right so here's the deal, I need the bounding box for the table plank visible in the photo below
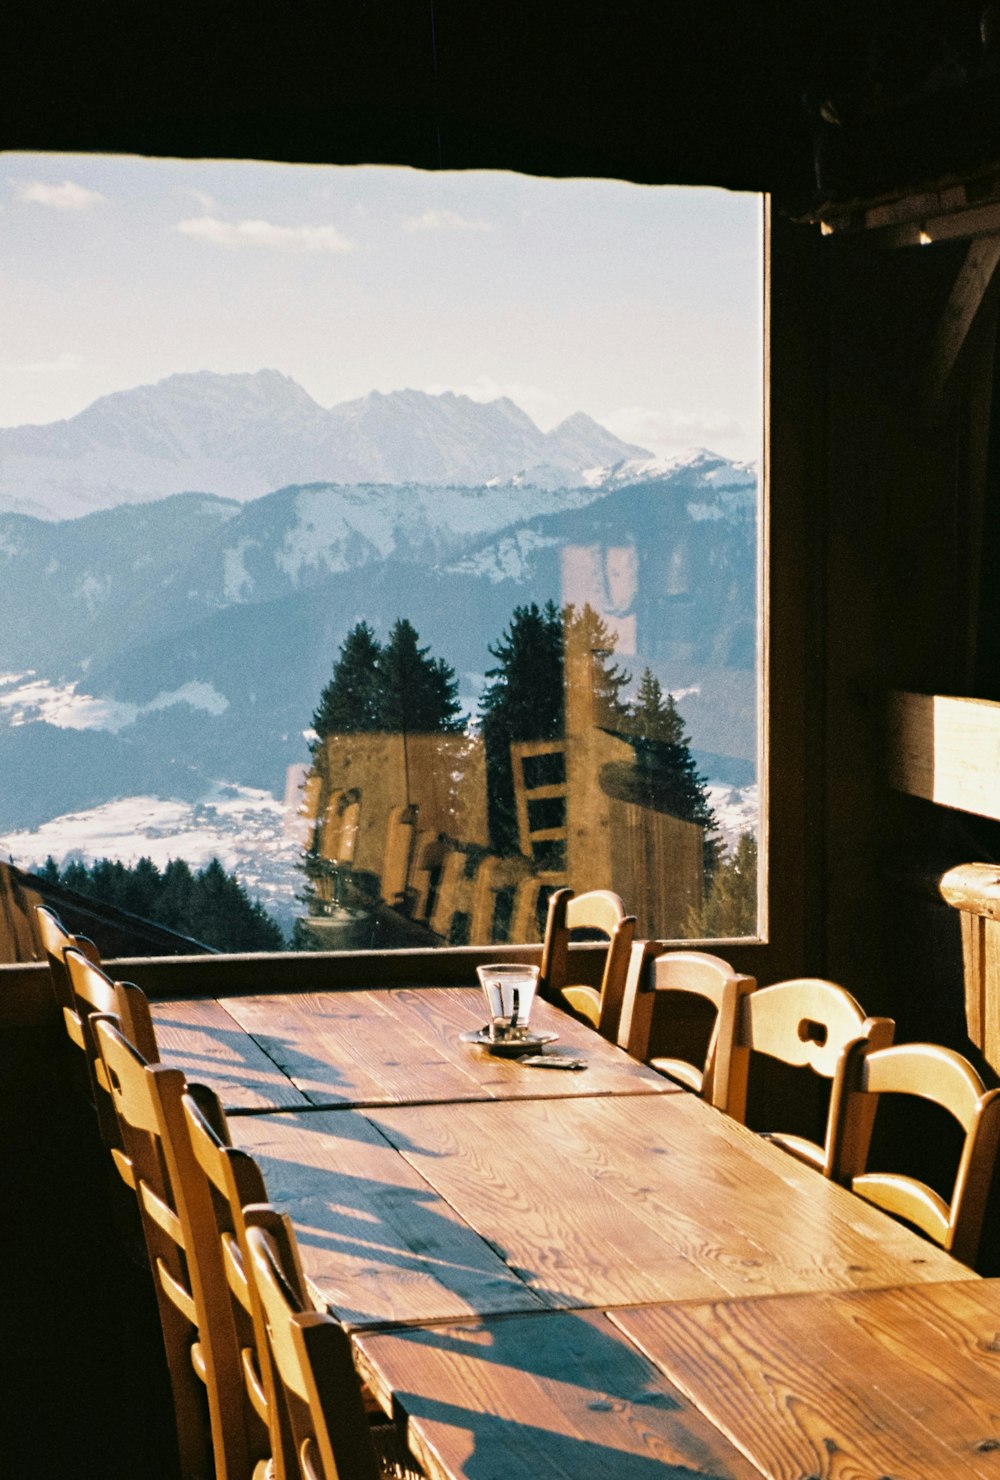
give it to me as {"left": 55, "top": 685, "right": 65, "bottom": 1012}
{"left": 610, "top": 1279, "right": 1000, "bottom": 1478}
{"left": 228, "top": 1109, "right": 544, "bottom": 1329}
{"left": 151, "top": 996, "right": 308, "bottom": 1111}
{"left": 218, "top": 986, "right": 673, "bottom": 1106}
{"left": 353, "top": 1310, "right": 761, "bottom": 1480}
{"left": 369, "top": 1093, "right": 977, "bottom": 1309}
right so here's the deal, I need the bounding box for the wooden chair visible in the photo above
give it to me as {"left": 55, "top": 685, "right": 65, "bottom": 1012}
{"left": 35, "top": 903, "right": 103, "bottom": 1042}
{"left": 181, "top": 1083, "right": 289, "bottom": 1478}
{"left": 61, "top": 947, "right": 159, "bottom": 1217}
{"left": 830, "top": 1040, "right": 1000, "bottom": 1265}
{"left": 245, "top": 1207, "right": 416, "bottom": 1480}
{"left": 619, "top": 946, "right": 756, "bottom": 1100}
{"left": 721, "top": 978, "right": 895, "bottom": 1177}
{"left": 538, "top": 887, "right": 637, "bottom": 1041}
{"left": 94, "top": 1014, "right": 253, "bottom": 1480}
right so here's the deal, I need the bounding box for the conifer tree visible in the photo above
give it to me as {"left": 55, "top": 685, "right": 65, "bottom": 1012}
{"left": 44, "top": 854, "right": 284, "bottom": 951}
{"left": 479, "top": 601, "right": 564, "bottom": 854}
{"left": 687, "top": 830, "right": 757, "bottom": 938}
{"left": 562, "top": 603, "right": 632, "bottom": 731}
{"left": 624, "top": 668, "right": 721, "bottom": 875}
{"left": 374, "top": 618, "right": 465, "bottom": 733}
{"left": 312, "top": 620, "right": 383, "bottom": 738}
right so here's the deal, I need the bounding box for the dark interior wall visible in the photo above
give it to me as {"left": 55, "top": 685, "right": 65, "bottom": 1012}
{"left": 799, "top": 224, "right": 1000, "bottom": 1060}
{"left": 1, "top": 2, "right": 819, "bottom": 196}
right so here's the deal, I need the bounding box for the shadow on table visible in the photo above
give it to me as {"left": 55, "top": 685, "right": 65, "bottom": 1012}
{"left": 364, "top": 1311, "right": 739, "bottom": 1480}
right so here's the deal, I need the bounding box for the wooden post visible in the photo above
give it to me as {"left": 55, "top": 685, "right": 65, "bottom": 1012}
{"left": 940, "top": 863, "right": 1000, "bottom": 1067}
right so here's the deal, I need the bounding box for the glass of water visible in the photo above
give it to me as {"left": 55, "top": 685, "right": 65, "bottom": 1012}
{"left": 476, "top": 963, "right": 540, "bottom": 1040}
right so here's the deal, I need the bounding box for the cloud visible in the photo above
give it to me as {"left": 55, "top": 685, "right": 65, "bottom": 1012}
{"left": 0, "top": 352, "right": 83, "bottom": 375}
{"left": 403, "top": 208, "right": 493, "bottom": 233}
{"left": 14, "top": 179, "right": 107, "bottom": 210}
{"left": 602, "top": 405, "right": 756, "bottom": 459}
{"left": 175, "top": 215, "right": 356, "bottom": 252}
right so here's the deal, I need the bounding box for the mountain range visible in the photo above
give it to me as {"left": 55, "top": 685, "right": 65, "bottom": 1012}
{"left": 0, "top": 370, "right": 651, "bottom": 520}
{"left": 0, "top": 375, "right": 757, "bottom": 844}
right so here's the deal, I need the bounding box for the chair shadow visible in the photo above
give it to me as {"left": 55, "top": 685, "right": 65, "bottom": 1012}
{"left": 370, "top": 1313, "right": 739, "bottom": 1480}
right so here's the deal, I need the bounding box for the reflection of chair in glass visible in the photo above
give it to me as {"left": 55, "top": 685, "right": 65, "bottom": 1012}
{"left": 468, "top": 855, "right": 531, "bottom": 943}
{"left": 621, "top": 948, "right": 755, "bottom": 1101}
{"left": 427, "top": 848, "right": 467, "bottom": 941}
{"left": 539, "top": 888, "right": 636, "bottom": 1039}
{"left": 508, "top": 876, "right": 548, "bottom": 944}
{"left": 95, "top": 1015, "right": 252, "bottom": 1480}
{"left": 722, "top": 979, "right": 895, "bottom": 1177}
{"left": 245, "top": 1208, "right": 418, "bottom": 1480}
{"left": 316, "top": 789, "right": 361, "bottom": 910}
{"left": 831, "top": 1040, "right": 1000, "bottom": 1265}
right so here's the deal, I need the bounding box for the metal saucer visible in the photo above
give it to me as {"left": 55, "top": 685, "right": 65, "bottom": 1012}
{"left": 459, "top": 1026, "right": 558, "bottom": 1057}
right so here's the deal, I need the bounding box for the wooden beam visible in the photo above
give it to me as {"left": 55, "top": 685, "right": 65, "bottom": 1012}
{"left": 885, "top": 690, "right": 1000, "bottom": 820}
{"left": 923, "top": 236, "right": 1000, "bottom": 413}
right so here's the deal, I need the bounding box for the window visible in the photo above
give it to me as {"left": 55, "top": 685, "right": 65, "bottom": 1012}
{"left": 0, "top": 156, "right": 763, "bottom": 952}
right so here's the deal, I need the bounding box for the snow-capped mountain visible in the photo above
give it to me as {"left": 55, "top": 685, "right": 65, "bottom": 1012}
{"left": 0, "top": 453, "right": 757, "bottom": 834}
{"left": 0, "top": 372, "right": 651, "bottom": 519}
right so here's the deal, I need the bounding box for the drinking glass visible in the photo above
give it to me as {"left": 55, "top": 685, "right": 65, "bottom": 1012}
{"left": 476, "top": 963, "right": 540, "bottom": 1040}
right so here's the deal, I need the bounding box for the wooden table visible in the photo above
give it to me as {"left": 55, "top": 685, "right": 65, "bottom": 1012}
{"left": 609, "top": 1278, "right": 1000, "bottom": 1477}
{"left": 153, "top": 985, "right": 670, "bottom": 1111}
{"left": 233, "top": 1088, "right": 964, "bottom": 1328}
{"left": 172, "top": 982, "right": 982, "bottom": 1480}
{"left": 227, "top": 1088, "right": 978, "bottom": 1479}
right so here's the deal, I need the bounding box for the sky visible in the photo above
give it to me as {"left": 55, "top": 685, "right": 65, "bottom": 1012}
{"left": 0, "top": 153, "right": 763, "bottom": 461}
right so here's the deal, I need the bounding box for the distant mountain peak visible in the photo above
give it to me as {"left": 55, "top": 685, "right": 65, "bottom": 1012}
{"left": 0, "top": 371, "right": 655, "bottom": 519}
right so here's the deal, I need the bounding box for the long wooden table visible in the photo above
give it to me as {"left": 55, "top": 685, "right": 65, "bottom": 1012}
{"left": 152, "top": 985, "right": 670, "bottom": 1111}
{"left": 157, "top": 981, "right": 988, "bottom": 1479}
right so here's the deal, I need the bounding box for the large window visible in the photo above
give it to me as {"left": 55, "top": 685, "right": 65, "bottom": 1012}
{"left": 0, "top": 156, "right": 762, "bottom": 951}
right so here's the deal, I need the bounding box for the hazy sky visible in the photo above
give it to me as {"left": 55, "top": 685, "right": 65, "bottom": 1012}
{"left": 0, "top": 153, "right": 762, "bottom": 461}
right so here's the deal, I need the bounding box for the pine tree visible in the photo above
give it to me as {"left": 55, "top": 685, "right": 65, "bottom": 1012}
{"left": 624, "top": 669, "right": 721, "bottom": 875}
{"left": 47, "top": 853, "right": 285, "bottom": 951}
{"left": 562, "top": 602, "right": 632, "bottom": 731}
{"left": 374, "top": 618, "right": 465, "bottom": 733}
{"left": 479, "top": 601, "right": 564, "bottom": 854}
{"left": 312, "top": 621, "right": 383, "bottom": 738}
{"left": 686, "top": 830, "right": 757, "bottom": 938}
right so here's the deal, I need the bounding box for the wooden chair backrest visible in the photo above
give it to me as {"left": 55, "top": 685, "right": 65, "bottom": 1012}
{"left": 181, "top": 1084, "right": 281, "bottom": 1476}
{"left": 621, "top": 948, "right": 756, "bottom": 1101}
{"left": 539, "top": 888, "right": 637, "bottom": 1040}
{"left": 508, "top": 876, "right": 546, "bottom": 944}
{"left": 724, "top": 977, "right": 895, "bottom": 1176}
{"left": 245, "top": 1209, "right": 381, "bottom": 1480}
{"left": 831, "top": 1040, "right": 1000, "bottom": 1265}
{"left": 380, "top": 804, "right": 416, "bottom": 909}
{"left": 93, "top": 1015, "right": 251, "bottom": 1480}
{"left": 35, "top": 903, "right": 102, "bottom": 1023}
{"left": 428, "top": 848, "right": 468, "bottom": 940}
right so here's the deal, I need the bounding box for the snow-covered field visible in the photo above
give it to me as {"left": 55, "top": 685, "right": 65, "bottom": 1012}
{"left": 0, "top": 784, "right": 307, "bottom": 936}
{"left": 706, "top": 782, "right": 759, "bottom": 853}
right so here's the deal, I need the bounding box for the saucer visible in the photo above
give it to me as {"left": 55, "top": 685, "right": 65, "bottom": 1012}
{"left": 459, "top": 1026, "right": 558, "bottom": 1057}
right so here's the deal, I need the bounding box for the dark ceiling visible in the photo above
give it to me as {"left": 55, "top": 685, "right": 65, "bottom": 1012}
{"left": 3, "top": 2, "right": 998, "bottom": 210}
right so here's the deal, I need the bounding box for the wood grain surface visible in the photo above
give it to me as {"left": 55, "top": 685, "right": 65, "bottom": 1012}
{"left": 151, "top": 996, "right": 308, "bottom": 1110}
{"left": 610, "top": 1278, "right": 1000, "bottom": 1478}
{"left": 217, "top": 986, "right": 672, "bottom": 1106}
{"left": 353, "top": 1309, "right": 760, "bottom": 1480}
{"left": 227, "top": 1109, "right": 544, "bottom": 1328}
{"left": 369, "top": 1093, "right": 977, "bottom": 1309}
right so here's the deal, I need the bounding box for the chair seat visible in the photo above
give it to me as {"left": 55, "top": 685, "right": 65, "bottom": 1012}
{"left": 647, "top": 1056, "right": 705, "bottom": 1093}
{"left": 759, "top": 1130, "right": 826, "bottom": 1172}
{"left": 560, "top": 983, "right": 602, "bottom": 1026}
